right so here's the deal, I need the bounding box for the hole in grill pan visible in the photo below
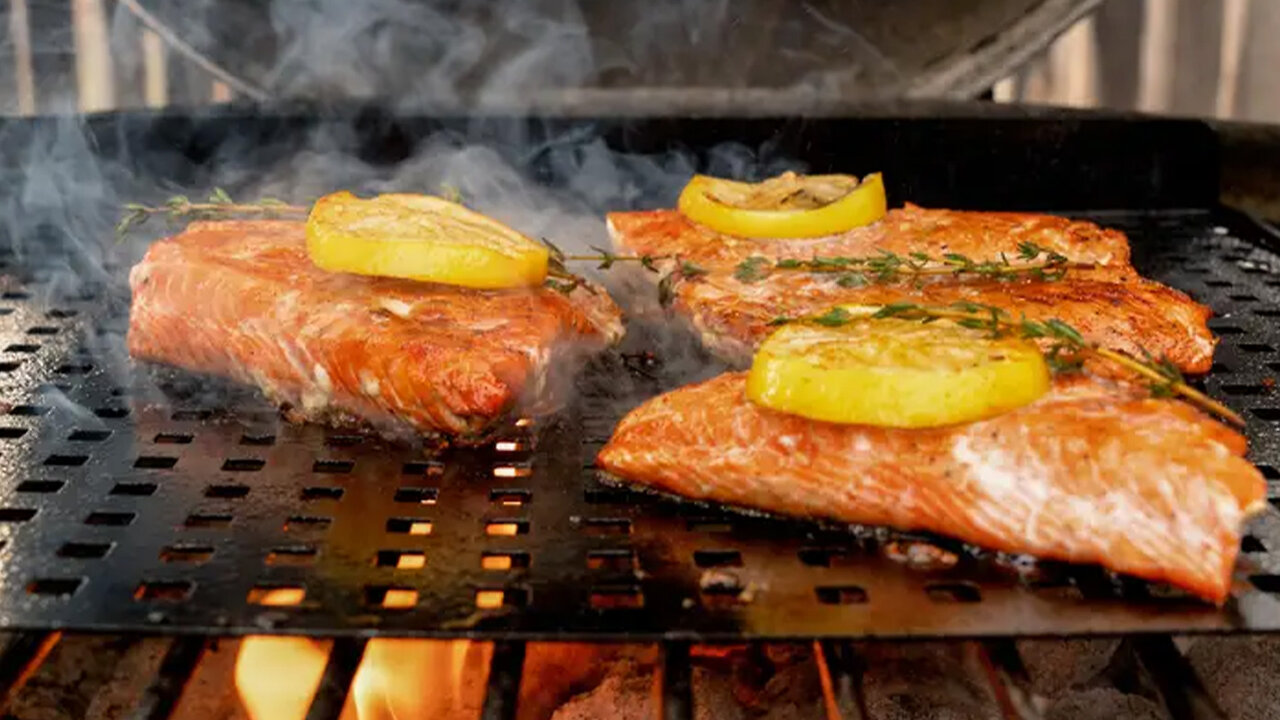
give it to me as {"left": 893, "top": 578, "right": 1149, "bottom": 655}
{"left": 482, "top": 552, "right": 530, "bottom": 570}
{"left": 56, "top": 363, "right": 92, "bottom": 375}
{"left": 700, "top": 572, "right": 746, "bottom": 606}
{"left": 686, "top": 519, "right": 734, "bottom": 533}
{"left": 375, "top": 550, "right": 425, "bottom": 569}
{"left": 1205, "top": 280, "right": 1233, "bottom": 287}
{"left": 25, "top": 326, "right": 57, "bottom": 336}
{"left": 487, "top": 519, "right": 528, "bottom": 536}
{"left": 154, "top": 432, "right": 192, "bottom": 444}
{"left": 205, "top": 485, "right": 249, "bottom": 499}
{"left": 1251, "top": 408, "right": 1280, "bottom": 421}
{"left": 815, "top": 585, "right": 869, "bottom": 604}
{"left": 111, "top": 482, "right": 157, "bottom": 497}
{"left": 925, "top": 582, "right": 982, "bottom": 603}
{"left": 1212, "top": 326, "right": 1245, "bottom": 335}
{"left": 183, "top": 513, "right": 232, "bottom": 529}
{"left": 134, "top": 455, "right": 177, "bottom": 469}
{"left": 490, "top": 489, "right": 531, "bottom": 506}
{"left": 1258, "top": 464, "right": 1280, "bottom": 480}
{"left": 47, "top": 309, "right": 77, "bottom": 318}
{"left": 1239, "top": 343, "right": 1275, "bottom": 353}
{"left": 160, "top": 545, "right": 213, "bottom": 563}
{"left": 402, "top": 461, "right": 444, "bottom": 476}
{"left": 386, "top": 518, "right": 432, "bottom": 535}
{"left": 301, "top": 487, "right": 344, "bottom": 501}
{"left": 17, "top": 480, "right": 62, "bottom": 493}
{"left": 1221, "top": 384, "right": 1270, "bottom": 396}
{"left": 69, "top": 429, "right": 110, "bottom": 442}
{"left": 94, "top": 407, "right": 129, "bottom": 419}
{"left": 0, "top": 508, "right": 37, "bottom": 522}
{"left": 1256, "top": 309, "right": 1280, "bottom": 317}
{"left": 267, "top": 546, "right": 317, "bottom": 566}
{"left": 9, "top": 405, "right": 48, "bottom": 416}
{"left": 1251, "top": 575, "right": 1280, "bottom": 593}
{"left": 5, "top": 344, "right": 39, "bottom": 353}
{"left": 587, "top": 549, "right": 635, "bottom": 572}
{"left": 135, "top": 580, "right": 193, "bottom": 602}
{"left": 44, "top": 454, "right": 87, "bottom": 467}
{"left": 580, "top": 518, "right": 630, "bottom": 535}
{"left": 171, "top": 410, "right": 212, "bottom": 421}
{"left": 694, "top": 550, "right": 743, "bottom": 568}
{"left": 58, "top": 542, "right": 112, "bottom": 559}
{"left": 313, "top": 460, "right": 353, "bottom": 474}
{"left": 239, "top": 433, "right": 275, "bottom": 446}
{"left": 221, "top": 458, "right": 264, "bottom": 472}
{"left": 0, "top": 362, "right": 19, "bottom": 372}
{"left": 324, "top": 434, "right": 363, "bottom": 447}
{"left": 1231, "top": 294, "right": 1259, "bottom": 302}
{"left": 591, "top": 586, "right": 644, "bottom": 610}
{"left": 86, "top": 511, "right": 133, "bottom": 526}
{"left": 798, "top": 548, "right": 857, "bottom": 567}
{"left": 28, "top": 578, "right": 82, "bottom": 597}
{"left": 248, "top": 585, "right": 305, "bottom": 606}
{"left": 1, "top": 291, "right": 28, "bottom": 300}
{"left": 366, "top": 586, "right": 418, "bottom": 609}
{"left": 394, "top": 487, "right": 438, "bottom": 504}
{"left": 0, "top": 427, "right": 27, "bottom": 439}
{"left": 475, "top": 587, "right": 527, "bottom": 609}
{"left": 285, "top": 516, "right": 331, "bottom": 532}
{"left": 1243, "top": 535, "right": 1268, "bottom": 553}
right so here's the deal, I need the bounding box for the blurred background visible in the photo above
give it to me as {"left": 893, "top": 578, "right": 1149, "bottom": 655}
{"left": 0, "top": 0, "right": 1277, "bottom": 121}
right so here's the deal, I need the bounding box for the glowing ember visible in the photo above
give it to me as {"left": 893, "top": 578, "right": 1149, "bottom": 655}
{"left": 235, "top": 637, "right": 328, "bottom": 720}
{"left": 492, "top": 465, "right": 531, "bottom": 478}
{"left": 409, "top": 521, "right": 433, "bottom": 535}
{"left": 381, "top": 588, "right": 418, "bottom": 608}
{"left": 486, "top": 522, "right": 520, "bottom": 537}
{"left": 396, "top": 553, "right": 426, "bottom": 570}
{"left": 495, "top": 440, "right": 525, "bottom": 452}
{"left": 514, "top": 417, "right": 534, "bottom": 427}
{"left": 476, "top": 590, "right": 505, "bottom": 609}
{"left": 248, "top": 586, "right": 305, "bottom": 606}
{"left": 482, "top": 554, "right": 513, "bottom": 570}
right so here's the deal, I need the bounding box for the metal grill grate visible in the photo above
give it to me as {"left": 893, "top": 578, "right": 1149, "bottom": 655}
{"left": 0, "top": 209, "right": 1274, "bottom": 640}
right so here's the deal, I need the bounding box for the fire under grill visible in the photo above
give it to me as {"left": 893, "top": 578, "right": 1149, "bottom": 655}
{"left": 0, "top": 109, "right": 1277, "bottom": 719}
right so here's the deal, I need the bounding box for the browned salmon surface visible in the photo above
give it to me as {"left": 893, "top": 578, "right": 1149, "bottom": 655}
{"left": 607, "top": 205, "right": 1133, "bottom": 272}
{"left": 129, "top": 221, "right": 623, "bottom": 438}
{"left": 607, "top": 206, "right": 1214, "bottom": 372}
{"left": 598, "top": 373, "right": 1265, "bottom": 603}
{"left": 673, "top": 271, "right": 1216, "bottom": 372}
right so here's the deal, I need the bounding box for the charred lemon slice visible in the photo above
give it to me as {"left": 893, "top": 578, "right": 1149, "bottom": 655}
{"left": 677, "top": 171, "right": 886, "bottom": 239}
{"left": 746, "top": 314, "right": 1050, "bottom": 428}
{"left": 306, "top": 191, "right": 549, "bottom": 289}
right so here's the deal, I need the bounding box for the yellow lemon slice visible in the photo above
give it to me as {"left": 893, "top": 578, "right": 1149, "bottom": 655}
{"left": 306, "top": 191, "right": 549, "bottom": 289}
{"left": 677, "top": 171, "right": 886, "bottom": 239}
{"left": 746, "top": 314, "right": 1051, "bottom": 428}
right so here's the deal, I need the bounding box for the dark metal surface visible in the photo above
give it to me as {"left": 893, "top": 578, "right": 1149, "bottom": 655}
{"left": 0, "top": 631, "right": 59, "bottom": 710}
{"left": 480, "top": 641, "right": 526, "bottom": 720}
{"left": 126, "top": 636, "right": 206, "bottom": 720}
{"left": 303, "top": 638, "right": 366, "bottom": 720}
{"left": 658, "top": 641, "right": 692, "bottom": 720}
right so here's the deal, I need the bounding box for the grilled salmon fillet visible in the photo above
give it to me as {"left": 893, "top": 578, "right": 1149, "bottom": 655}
{"left": 607, "top": 205, "right": 1132, "bottom": 273}
{"left": 598, "top": 373, "right": 1265, "bottom": 603}
{"left": 129, "top": 221, "right": 623, "bottom": 438}
{"left": 673, "top": 272, "right": 1215, "bottom": 372}
{"left": 607, "top": 207, "right": 1214, "bottom": 372}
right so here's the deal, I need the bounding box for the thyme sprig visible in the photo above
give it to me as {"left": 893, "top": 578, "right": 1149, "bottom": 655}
{"left": 541, "top": 242, "right": 706, "bottom": 304}
{"left": 115, "top": 188, "right": 306, "bottom": 240}
{"left": 769, "top": 302, "right": 1243, "bottom": 426}
{"left": 734, "top": 242, "right": 1087, "bottom": 286}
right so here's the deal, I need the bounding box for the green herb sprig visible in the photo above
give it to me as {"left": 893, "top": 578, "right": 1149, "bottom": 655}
{"left": 115, "top": 188, "right": 306, "bottom": 240}
{"left": 734, "top": 242, "right": 1087, "bottom": 286}
{"left": 769, "top": 302, "right": 1242, "bottom": 426}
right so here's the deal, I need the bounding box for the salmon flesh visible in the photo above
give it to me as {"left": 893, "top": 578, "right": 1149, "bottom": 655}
{"left": 128, "top": 221, "right": 623, "bottom": 438}
{"left": 598, "top": 373, "right": 1265, "bottom": 603}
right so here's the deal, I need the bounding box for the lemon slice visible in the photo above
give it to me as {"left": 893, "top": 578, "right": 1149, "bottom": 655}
{"left": 677, "top": 172, "right": 886, "bottom": 239}
{"left": 306, "top": 191, "right": 549, "bottom": 289}
{"left": 746, "top": 315, "right": 1051, "bottom": 428}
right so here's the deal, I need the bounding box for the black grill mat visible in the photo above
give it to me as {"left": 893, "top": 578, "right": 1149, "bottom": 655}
{"left": 0, "top": 208, "right": 1273, "bottom": 639}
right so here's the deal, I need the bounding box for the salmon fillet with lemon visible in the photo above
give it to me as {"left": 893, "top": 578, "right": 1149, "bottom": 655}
{"left": 597, "top": 371, "right": 1265, "bottom": 602}
{"left": 129, "top": 220, "right": 623, "bottom": 438}
{"left": 607, "top": 206, "right": 1215, "bottom": 372}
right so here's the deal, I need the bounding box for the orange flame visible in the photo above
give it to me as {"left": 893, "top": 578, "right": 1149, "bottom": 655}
{"left": 235, "top": 637, "right": 493, "bottom": 720}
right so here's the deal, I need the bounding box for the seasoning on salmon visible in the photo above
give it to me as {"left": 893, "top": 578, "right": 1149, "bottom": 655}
{"left": 128, "top": 220, "right": 623, "bottom": 439}
{"left": 606, "top": 206, "right": 1215, "bottom": 372}
{"left": 597, "top": 372, "right": 1265, "bottom": 603}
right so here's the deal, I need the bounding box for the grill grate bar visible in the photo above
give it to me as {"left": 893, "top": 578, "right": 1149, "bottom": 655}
{"left": 125, "top": 636, "right": 206, "bottom": 720}
{"left": 976, "top": 639, "right": 1045, "bottom": 720}
{"left": 303, "top": 638, "right": 367, "bottom": 720}
{"left": 815, "top": 640, "right": 868, "bottom": 720}
{"left": 0, "top": 631, "right": 60, "bottom": 712}
{"left": 1131, "top": 636, "right": 1228, "bottom": 720}
{"left": 480, "top": 640, "right": 527, "bottom": 720}
{"left": 658, "top": 641, "right": 693, "bottom": 720}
